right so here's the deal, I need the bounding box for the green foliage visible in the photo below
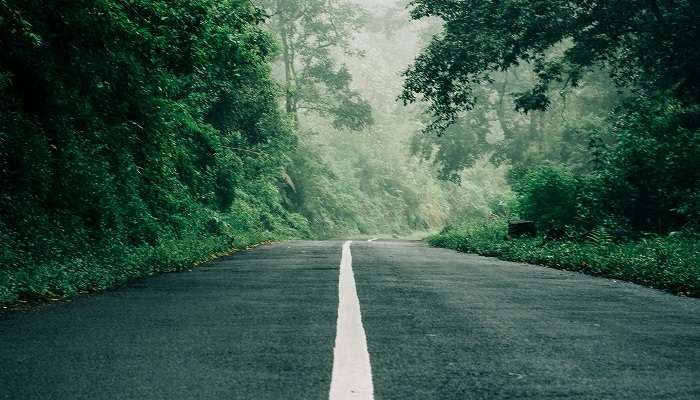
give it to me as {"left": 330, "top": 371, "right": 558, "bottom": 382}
{"left": 263, "top": 0, "right": 373, "bottom": 130}
{"left": 598, "top": 96, "right": 700, "bottom": 232}
{"left": 511, "top": 164, "right": 606, "bottom": 236}
{"left": 430, "top": 220, "right": 700, "bottom": 297}
{"left": 407, "top": 62, "right": 623, "bottom": 180}
{"left": 511, "top": 96, "right": 700, "bottom": 236}
{"left": 410, "top": 101, "right": 491, "bottom": 182}
{"left": 283, "top": 113, "right": 512, "bottom": 239}
{"left": 285, "top": 129, "right": 466, "bottom": 239}
{"left": 270, "top": 2, "right": 513, "bottom": 240}
{"left": 401, "top": 0, "right": 700, "bottom": 131}
{"left": 512, "top": 165, "right": 582, "bottom": 235}
{"left": 0, "top": 1, "right": 307, "bottom": 304}
{"left": 413, "top": 0, "right": 700, "bottom": 298}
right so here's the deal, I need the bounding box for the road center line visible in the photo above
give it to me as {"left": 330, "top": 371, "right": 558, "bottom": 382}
{"left": 329, "top": 241, "right": 375, "bottom": 400}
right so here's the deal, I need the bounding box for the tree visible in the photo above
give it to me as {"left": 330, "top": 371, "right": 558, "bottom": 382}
{"left": 262, "top": 0, "right": 373, "bottom": 130}
{"left": 0, "top": 0, "right": 310, "bottom": 302}
{"left": 409, "top": 61, "right": 622, "bottom": 179}
{"left": 401, "top": 0, "right": 700, "bottom": 133}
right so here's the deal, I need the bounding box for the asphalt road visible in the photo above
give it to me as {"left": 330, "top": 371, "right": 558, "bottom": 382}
{"left": 1, "top": 240, "right": 699, "bottom": 399}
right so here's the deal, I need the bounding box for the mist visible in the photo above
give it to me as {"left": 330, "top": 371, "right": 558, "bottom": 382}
{"left": 1, "top": 1, "right": 698, "bottom": 397}
{"left": 265, "top": 0, "right": 622, "bottom": 239}
{"left": 1, "top": 0, "right": 698, "bottom": 304}
{"left": 266, "top": 0, "right": 512, "bottom": 239}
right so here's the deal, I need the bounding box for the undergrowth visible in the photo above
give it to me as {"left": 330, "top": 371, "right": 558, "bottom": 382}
{"left": 0, "top": 225, "right": 303, "bottom": 305}
{"left": 429, "top": 220, "right": 700, "bottom": 297}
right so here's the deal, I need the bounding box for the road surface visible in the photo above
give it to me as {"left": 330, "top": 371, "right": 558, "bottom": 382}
{"left": 1, "top": 240, "right": 699, "bottom": 399}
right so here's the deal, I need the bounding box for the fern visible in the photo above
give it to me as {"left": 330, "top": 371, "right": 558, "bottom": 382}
{"left": 588, "top": 228, "right": 614, "bottom": 246}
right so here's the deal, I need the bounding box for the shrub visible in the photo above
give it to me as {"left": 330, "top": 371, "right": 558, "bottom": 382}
{"left": 599, "top": 97, "right": 700, "bottom": 232}
{"left": 430, "top": 220, "right": 700, "bottom": 297}
{"left": 511, "top": 165, "right": 603, "bottom": 236}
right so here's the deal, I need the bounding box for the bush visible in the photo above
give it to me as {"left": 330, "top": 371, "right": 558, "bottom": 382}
{"left": 508, "top": 96, "right": 700, "bottom": 237}
{"left": 430, "top": 220, "right": 700, "bottom": 297}
{"left": 599, "top": 96, "right": 700, "bottom": 232}
{"left": 511, "top": 165, "right": 603, "bottom": 236}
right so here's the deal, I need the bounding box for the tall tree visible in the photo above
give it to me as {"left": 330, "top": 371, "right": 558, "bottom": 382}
{"left": 262, "top": 0, "right": 373, "bottom": 130}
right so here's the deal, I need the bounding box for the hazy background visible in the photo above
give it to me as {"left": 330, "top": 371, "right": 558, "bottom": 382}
{"left": 275, "top": 0, "right": 511, "bottom": 239}
{"left": 272, "top": 0, "right": 620, "bottom": 239}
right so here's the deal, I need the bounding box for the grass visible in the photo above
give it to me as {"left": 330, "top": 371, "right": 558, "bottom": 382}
{"left": 0, "top": 231, "right": 288, "bottom": 306}
{"left": 428, "top": 220, "right": 700, "bottom": 297}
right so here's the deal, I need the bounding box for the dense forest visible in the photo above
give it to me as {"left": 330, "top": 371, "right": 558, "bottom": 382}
{"left": 408, "top": 0, "right": 700, "bottom": 295}
{"left": 1, "top": 0, "right": 698, "bottom": 303}
{"left": 0, "top": 0, "right": 310, "bottom": 303}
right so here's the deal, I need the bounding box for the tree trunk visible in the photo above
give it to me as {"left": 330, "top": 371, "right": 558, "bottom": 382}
{"left": 276, "top": 1, "right": 299, "bottom": 122}
{"left": 495, "top": 72, "right": 513, "bottom": 139}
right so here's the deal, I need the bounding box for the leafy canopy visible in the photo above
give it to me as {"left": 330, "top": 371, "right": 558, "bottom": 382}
{"left": 401, "top": 0, "right": 700, "bottom": 133}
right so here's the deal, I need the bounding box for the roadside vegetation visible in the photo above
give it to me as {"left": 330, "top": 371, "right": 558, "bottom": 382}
{"left": 408, "top": 1, "right": 700, "bottom": 296}
{"left": 0, "top": 0, "right": 507, "bottom": 305}
{"left": 0, "top": 1, "right": 308, "bottom": 304}
{"left": 430, "top": 221, "right": 700, "bottom": 297}
{"left": 264, "top": 0, "right": 511, "bottom": 239}
{"left": 2, "top": 0, "right": 697, "bottom": 304}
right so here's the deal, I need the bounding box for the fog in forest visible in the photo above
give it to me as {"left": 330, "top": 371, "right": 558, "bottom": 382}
{"left": 267, "top": 0, "right": 510, "bottom": 239}
{"left": 1, "top": 0, "right": 698, "bottom": 302}
{"left": 2, "top": 2, "right": 700, "bottom": 396}
{"left": 266, "top": 0, "right": 620, "bottom": 239}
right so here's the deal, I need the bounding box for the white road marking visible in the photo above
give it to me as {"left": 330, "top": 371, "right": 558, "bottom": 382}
{"left": 329, "top": 241, "right": 375, "bottom": 400}
{"left": 367, "top": 238, "right": 378, "bottom": 242}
